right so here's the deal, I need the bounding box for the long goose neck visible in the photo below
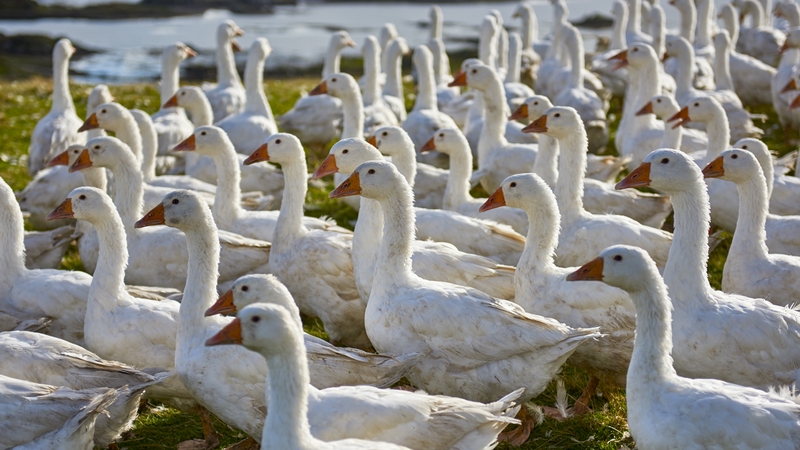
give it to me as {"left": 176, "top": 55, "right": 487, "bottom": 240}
{"left": 262, "top": 337, "right": 314, "bottom": 449}
{"left": 747, "top": 1, "right": 764, "bottom": 28}
{"left": 521, "top": 10, "right": 535, "bottom": 50}
{"left": 785, "top": 5, "right": 800, "bottom": 27}
{"left": 374, "top": 182, "right": 416, "bottom": 287}
{"left": 352, "top": 197, "right": 384, "bottom": 297}
{"left": 442, "top": 139, "right": 474, "bottom": 210}
{"left": 730, "top": 174, "right": 770, "bottom": 259}
{"left": 695, "top": 0, "right": 713, "bottom": 48}
{"left": 388, "top": 143, "right": 417, "bottom": 189}
{"left": 217, "top": 38, "right": 242, "bottom": 88}
{"left": 108, "top": 157, "right": 145, "bottom": 229}
{"left": 664, "top": 182, "right": 713, "bottom": 302}
{"left": 704, "top": 111, "right": 730, "bottom": 159}
{"left": 114, "top": 115, "right": 143, "bottom": 166}
{"left": 651, "top": 10, "right": 665, "bottom": 55}
{"left": 659, "top": 112, "right": 682, "bottom": 148}
{"left": 479, "top": 75, "right": 509, "bottom": 146}
{"left": 413, "top": 54, "right": 438, "bottom": 112}
{"left": 532, "top": 135, "right": 559, "bottom": 186}
{"left": 384, "top": 45, "right": 404, "bottom": 98}
{"left": 518, "top": 195, "right": 559, "bottom": 274}
{"left": 714, "top": 39, "right": 735, "bottom": 91}
{"left": 52, "top": 54, "right": 75, "bottom": 113}
{"left": 322, "top": 41, "right": 343, "bottom": 77}
{"left": 554, "top": 131, "right": 587, "bottom": 220}
{"left": 209, "top": 145, "right": 243, "bottom": 221}
{"left": 132, "top": 111, "right": 158, "bottom": 182}
{"left": 273, "top": 158, "right": 308, "bottom": 253}
{"left": 627, "top": 0, "right": 642, "bottom": 33}
{"left": 611, "top": 7, "right": 628, "bottom": 50}
{"left": 628, "top": 279, "right": 677, "bottom": 385}
{"left": 340, "top": 88, "right": 364, "bottom": 139}
{"left": 160, "top": 55, "right": 180, "bottom": 104}
{"left": 721, "top": 9, "right": 740, "bottom": 45}
{"left": 243, "top": 52, "right": 272, "bottom": 118}
{"left": 363, "top": 45, "right": 381, "bottom": 105}
{"left": 679, "top": 2, "right": 697, "bottom": 43}
{"left": 567, "top": 33, "right": 584, "bottom": 89}
{"left": 91, "top": 209, "right": 129, "bottom": 303}
{"left": 0, "top": 188, "right": 27, "bottom": 286}
{"left": 506, "top": 36, "right": 522, "bottom": 83}
{"left": 631, "top": 63, "right": 660, "bottom": 130}
{"left": 81, "top": 167, "right": 108, "bottom": 192}
{"left": 675, "top": 48, "right": 695, "bottom": 97}
{"left": 180, "top": 213, "right": 221, "bottom": 338}
{"left": 186, "top": 99, "right": 214, "bottom": 127}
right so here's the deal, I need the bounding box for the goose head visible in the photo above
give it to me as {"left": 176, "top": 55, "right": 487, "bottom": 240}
{"left": 625, "top": 43, "right": 659, "bottom": 70}
{"left": 87, "top": 85, "right": 113, "bottom": 113}
{"left": 378, "top": 23, "right": 399, "bottom": 50}
{"left": 667, "top": 96, "right": 724, "bottom": 128}
{"left": 330, "top": 30, "right": 357, "bottom": 52}
{"left": 637, "top": 94, "right": 679, "bottom": 118}
{"left": 135, "top": 189, "right": 209, "bottom": 230}
{"left": 663, "top": 35, "right": 691, "bottom": 61}
{"left": 781, "top": 27, "right": 800, "bottom": 53}
{"left": 68, "top": 136, "right": 132, "bottom": 173}
{"left": 53, "top": 38, "right": 76, "bottom": 63}
{"left": 79, "top": 102, "right": 131, "bottom": 133}
{"left": 733, "top": 138, "right": 773, "bottom": 171}
{"left": 617, "top": 148, "right": 700, "bottom": 193}
{"left": 249, "top": 37, "right": 272, "bottom": 61}
{"left": 412, "top": 44, "right": 436, "bottom": 79}
{"left": 567, "top": 245, "right": 659, "bottom": 294}
{"left": 313, "top": 137, "right": 382, "bottom": 178}
{"left": 612, "top": 0, "right": 628, "bottom": 20}
{"left": 361, "top": 35, "right": 380, "bottom": 60}
{"left": 702, "top": 148, "right": 763, "bottom": 183}
{"left": 309, "top": 72, "right": 358, "bottom": 98}
{"left": 245, "top": 133, "right": 303, "bottom": 167}
{"left": 206, "top": 273, "right": 292, "bottom": 317}
{"left": 512, "top": 3, "right": 533, "bottom": 19}
{"left": 162, "top": 42, "right": 196, "bottom": 66}
{"left": 48, "top": 186, "right": 113, "bottom": 222}
{"left": 172, "top": 126, "right": 233, "bottom": 157}
{"left": 420, "top": 127, "right": 468, "bottom": 155}
{"left": 48, "top": 144, "right": 86, "bottom": 168}
{"left": 218, "top": 20, "right": 245, "bottom": 51}
{"left": 206, "top": 303, "right": 301, "bottom": 355}
{"left": 480, "top": 172, "right": 555, "bottom": 214}
{"left": 163, "top": 86, "right": 207, "bottom": 109}
{"left": 368, "top": 126, "right": 415, "bottom": 157}
{"left": 522, "top": 106, "right": 582, "bottom": 139}
{"left": 430, "top": 5, "right": 443, "bottom": 23}
{"left": 713, "top": 30, "right": 731, "bottom": 54}
{"left": 387, "top": 36, "right": 410, "bottom": 57}
{"left": 329, "top": 160, "right": 405, "bottom": 201}
{"left": 511, "top": 95, "right": 553, "bottom": 122}
{"left": 668, "top": 0, "right": 692, "bottom": 14}
{"left": 450, "top": 62, "right": 498, "bottom": 90}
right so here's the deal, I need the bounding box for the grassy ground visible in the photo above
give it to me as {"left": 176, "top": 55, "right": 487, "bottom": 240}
{"left": 0, "top": 74, "right": 793, "bottom": 449}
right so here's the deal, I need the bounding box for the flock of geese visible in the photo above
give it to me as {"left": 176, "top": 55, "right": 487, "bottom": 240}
{"left": 9, "top": 0, "right": 800, "bottom": 448}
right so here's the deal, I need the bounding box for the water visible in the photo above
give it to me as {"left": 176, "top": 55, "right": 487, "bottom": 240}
{"left": 0, "top": 1, "right": 683, "bottom": 84}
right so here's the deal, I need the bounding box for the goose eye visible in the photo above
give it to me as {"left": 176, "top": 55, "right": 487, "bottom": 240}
{"left": 275, "top": 139, "right": 281, "bottom": 144}
{"left": 101, "top": 109, "right": 106, "bottom": 113}
{"left": 533, "top": 101, "right": 538, "bottom": 105}
{"left": 181, "top": 92, "right": 185, "bottom": 96}
{"left": 241, "top": 286, "right": 249, "bottom": 292}
{"left": 613, "top": 255, "right": 622, "bottom": 261}
{"left": 632, "top": 48, "right": 638, "bottom": 52}
{"left": 201, "top": 131, "right": 206, "bottom": 136}
{"left": 741, "top": 145, "right": 748, "bottom": 149}
{"left": 342, "top": 149, "right": 349, "bottom": 154}
{"left": 79, "top": 194, "right": 86, "bottom": 200}
{"left": 660, "top": 158, "right": 670, "bottom": 164}
{"left": 510, "top": 182, "right": 517, "bottom": 187}
{"left": 471, "top": 69, "right": 477, "bottom": 74}
{"left": 731, "top": 154, "right": 738, "bottom": 159}
{"left": 656, "top": 99, "right": 661, "bottom": 103}
{"left": 94, "top": 145, "right": 100, "bottom": 150}
{"left": 252, "top": 316, "right": 260, "bottom": 323}
{"left": 382, "top": 132, "right": 388, "bottom": 137}
{"left": 554, "top": 113, "right": 560, "bottom": 118}
{"left": 694, "top": 102, "right": 699, "bottom": 107}
{"left": 331, "top": 78, "right": 337, "bottom": 82}
{"left": 172, "top": 199, "right": 180, "bottom": 204}
{"left": 368, "top": 169, "right": 376, "bottom": 174}
{"left": 439, "top": 133, "right": 444, "bottom": 137}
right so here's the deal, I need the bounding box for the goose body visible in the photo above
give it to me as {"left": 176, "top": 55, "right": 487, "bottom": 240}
{"left": 737, "top": 0, "right": 785, "bottom": 67}
{"left": 23, "top": 225, "right": 73, "bottom": 270}
{"left": 203, "top": 21, "right": 246, "bottom": 123}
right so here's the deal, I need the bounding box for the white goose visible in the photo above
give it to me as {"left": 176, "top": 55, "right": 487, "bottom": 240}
{"left": 511, "top": 3, "right": 542, "bottom": 87}
{"left": 702, "top": 148, "right": 800, "bottom": 306}
{"left": 503, "top": 33, "right": 535, "bottom": 111}
{"left": 23, "top": 225, "right": 73, "bottom": 270}
{"left": 429, "top": 38, "right": 459, "bottom": 112}
{"left": 203, "top": 20, "right": 246, "bottom": 123}
{"left": 314, "top": 138, "right": 517, "bottom": 301}
{"left": 617, "top": 149, "right": 800, "bottom": 389}
{"left": 590, "top": 0, "right": 630, "bottom": 98}
{"left": 279, "top": 31, "right": 356, "bottom": 146}
{"left": 216, "top": 38, "right": 278, "bottom": 155}
{"left": 28, "top": 38, "right": 85, "bottom": 175}
{"left": 772, "top": 27, "right": 800, "bottom": 132}
{"left": 330, "top": 159, "right": 600, "bottom": 442}
{"left": 0, "top": 177, "right": 88, "bottom": 346}
{"left": 151, "top": 42, "right": 196, "bottom": 155}
{"left": 736, "top": 0, "right": 785, "bottom": 67}
{"left": 207, "top": 273, "right": 524, "bottom": 450}
{"left": 244, "top": 134, "right": 366, "bottom": 349}
{"left": 526, "top": 107, "right": 672, "bottom": 269}
{"left": 361, "top": 36, "right": 400, "bottom": 134}
{"left": 567, "top": 245, "right": 800, "bottom": 450}
{"left": 68, "top": 136, "right": 272, "bottom": 289}
{"left": 0, "top": 376, "right": 118, "bottom": 450}
{"left": 381, "top": 37, "right": 409, "bottom": 123}
{"left": 625, "top": 0, "right": 653, "bottom": 44}
{"left": 164, "top": 85, "right": 285, "bottom": 197}
{"left": 665, "top": 0, "right": 715, "bottom": 91}
{"left": 481, "top": 173, "right": 635, "bottom": 408}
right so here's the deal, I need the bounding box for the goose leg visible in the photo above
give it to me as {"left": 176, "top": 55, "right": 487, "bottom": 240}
{"left": 177, "top": 407, "right": 221, "bottom": 450}
{"left": 497, "top": 406, "right": 535, "bottom": 447}
{"left": 568, "top": 375, "right": 600, "bottom": 416}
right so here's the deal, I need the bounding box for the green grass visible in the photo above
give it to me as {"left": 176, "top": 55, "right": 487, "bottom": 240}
{"left": 0, "top": 74, "right": 794, "bottom": 449}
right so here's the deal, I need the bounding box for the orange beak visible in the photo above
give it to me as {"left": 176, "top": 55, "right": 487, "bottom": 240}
{"left": 780, "top": 40, "right": 791, "bottom": 54}
{"left": 47, "top": 198, "right": 74, "bottom": 220}
{"left": 791, "top": 93, "right": 800, "bottom": 110}
{"left": 69, "top": 149, "right": 92, "bottom": 173}
{"left": 479, "top": 187, "right": 506, "bottom": 212}
{"left": 521, "top": 114, "right": 547, "bottom": 133}
{"left": 205, "top": 318, "right": 243, "bottom": 346}
{"left": 313, "top": 154, "right": 339, "bottom": 179}
{"left": 185, "top": 46, "right": 197, "bottom": 58}
{"left": 782, "top": 78, "right": 797, "bottom": 94}
{"left": 78, "top": 113, "right": 99, "bottom": 132}
{"left": 244, "top": 143, "right": 269, "bottom": 165}
{"left": 346, "top": 38, "right": 357, "bottom": 48}
{"left": 566, "top": 257, "right": 604, "bottom": 281}
{"left": 661, "top": 51, "right": 670, "bottom": 63}
{"left": 448, "top": 70, "right": 467, "bottom": 87}
{"left": 701, "top": 156, "right": 725, "bottom": 179}
{"left": 608, "top": 49, "right": 628, "bottom": 70}
{"left": 163, "top": 94, "right": 179, "bottom": 109}
{"left": 135, "top": 203, "right": 165, "bottom": 228}
{"left": 329, "top": 172, "right": 361, "bottom": 198}
{"left": 366, "top": 135, "right": 378, "bottom": 147}
{"left": 616, "top": 162, "right": 652, "bottom": 189}
{"left": 667, "top": 106, "right": 691, "bottom": 129}
{"left": 509, "top": 103, "right": 529, "bottom": 121}
{"left": 420, "top": 137, "right": 436, "bottom": 152}
{"left": 205, "top": 289, "right": 236, "bottom": 317}
{"left": 635, "top": 102, "right": 654, "bottom": 116}
{"left": 173, "top": 134, "right": 196, "bottom": 152}
{"left": 231, "top": 40, "right": 242, "bottom": 52}
{"left": 47, "top": 150, "right": 70, "bottom": 167}
{"left": 234, "top": 27, "right": 245, "bottom": 37}
{"left": 309, "top": 81, "right": 328, "bottom": 96}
